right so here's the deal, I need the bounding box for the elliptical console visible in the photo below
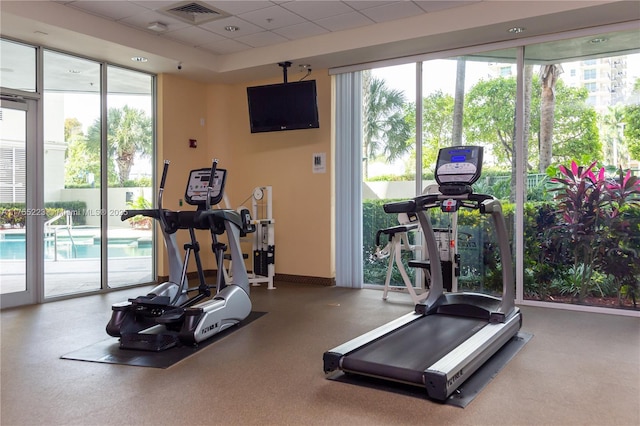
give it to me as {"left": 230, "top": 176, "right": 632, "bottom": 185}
{"left": 185, "top": 167, "right": 226, "bottom": 207}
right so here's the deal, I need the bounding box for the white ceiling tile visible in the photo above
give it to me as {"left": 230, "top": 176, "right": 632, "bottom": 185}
{"left": 235, "top": 31, "right": 289, "bottom": 48}
{"left": 200, "top": 38, "right": 253, "bottom": 54}
{"left": 131, "top": 1, "right": 181, "bottom": 11}
{"left": 315, "top": 11, "right": 374, "bottom": 32}
{"left": 281, "top": 1, "right": 355, "bottom": 21}
{"left": 163, "top": 26, "right": 226, "bottom": 47}
{"left": 344, "top": 1, "right": 397, "bottom": 11}
{"left": 198, "top": 16, "right": 264, "bottom": 37}
{"left": 238, "top": 5, "right": 306, "bottom": 30}
{"left": 360, "top": 1, "right": 425, "bottom": 23}
{"left": 413, "top": 1, "right": 480, "bottom": 13}
{"left": 206, "top": 1, "right": 277, "bottom": 15}
{"left": 66, "top": 1, "right": 149, "bottom": 21}
{"left": 273, "top": 21, "right": 329, "bottom": 40}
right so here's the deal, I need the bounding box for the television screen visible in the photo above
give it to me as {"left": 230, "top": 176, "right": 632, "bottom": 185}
{"left": 247, "top": 80, "right": 320, "bottom": 133}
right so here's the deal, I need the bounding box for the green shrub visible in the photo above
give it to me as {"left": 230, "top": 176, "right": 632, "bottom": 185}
{"left": 0, "top": 201, "right": 87, "bottom": 227}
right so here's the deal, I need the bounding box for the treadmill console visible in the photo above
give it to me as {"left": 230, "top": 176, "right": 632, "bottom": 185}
{"left": 185, "top": 168, "right": 227, "bottom": 207}
{"left": 435, "top": 146, "right": 483, "bottom": 186}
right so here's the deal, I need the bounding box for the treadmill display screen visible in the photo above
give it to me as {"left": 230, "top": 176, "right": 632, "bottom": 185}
{"left": 435, "top": 146, "right": 483, "bottom": 186}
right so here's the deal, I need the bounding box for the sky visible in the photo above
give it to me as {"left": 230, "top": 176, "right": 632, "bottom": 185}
{"left": 372, "top": 59, "right": 494, "bottom": 101}
{"left": 63, "top": 93, "right": 152, "bottom": 134}
{"left": 368, "top": 58, "right": 497, "bottom": 177}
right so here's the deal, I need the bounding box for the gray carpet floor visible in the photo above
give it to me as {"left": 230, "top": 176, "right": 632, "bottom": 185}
{"left": 1, "top": 281, "right": 638, "bottom": 425}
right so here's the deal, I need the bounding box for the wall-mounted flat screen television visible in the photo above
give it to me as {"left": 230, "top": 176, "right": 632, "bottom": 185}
{"left": 247, "top": 80, "right": 319, "bottom": 133}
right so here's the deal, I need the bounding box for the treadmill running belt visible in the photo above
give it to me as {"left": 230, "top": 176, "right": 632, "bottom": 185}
{"left": 341, "top": 314, "right": 486, "bottom": 385}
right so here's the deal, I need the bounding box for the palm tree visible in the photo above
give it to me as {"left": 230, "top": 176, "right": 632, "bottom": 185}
{"left": 600, "top": 105, "right": 626, "bottom": 167}
{"left": 451, "top": 58, "right": 466, "bottom": 146}
{"left": 86, "top": 106, "right": 152, "bottom": 186}
{"left": 362, "top": 71, "right": 412, "bottom": 179}
{"left": 539, "top": 64, "right": 563, "bottom": 172}
{"left": 510, "top": 64, "right": 534, "bottom": 202}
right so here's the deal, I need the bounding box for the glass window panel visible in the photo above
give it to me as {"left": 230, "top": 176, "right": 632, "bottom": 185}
{"left": 421, "top": 51, "right": 518, "bottom": 295}
{"left": 106, "top": 65, "right": 154, "bottom": 288}
{"left": 0, "top": 39, "right": 36, "bottom": 92}
{"left": 523, "top": 28, "right": 640, "bottom": 310}
{"left": 361, "top": 64, "right": 417, "bottom": 290}
{"left": 43, "top": 50, "right": 102, "bottom": 297}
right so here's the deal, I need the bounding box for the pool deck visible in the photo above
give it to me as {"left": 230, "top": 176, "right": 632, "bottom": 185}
{"left": 0, "top": 227, "right": 154, "bottom": 298}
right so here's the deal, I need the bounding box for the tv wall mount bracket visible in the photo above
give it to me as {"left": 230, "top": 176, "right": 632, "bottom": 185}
{"left": 278, "top": 61, "right": 292, "bottom": 83}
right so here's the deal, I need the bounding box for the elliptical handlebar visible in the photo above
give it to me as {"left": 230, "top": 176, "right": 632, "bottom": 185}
{"left": 159, "top": 160, "right": 170, "bottom": 192}
{"left": 205, "top": 158, "right": 219, "bottom": 211}
{"left": 158, "top": 160, "right": 171, "bottom": 232}
{"left": 121, "top": 209, "right": 160, "bottom": 222}
{"left": 158, "top": 160, "right": 170, "bottom": 209}
{"left": 121, "top": 160, "right": 171, "bottom": 228}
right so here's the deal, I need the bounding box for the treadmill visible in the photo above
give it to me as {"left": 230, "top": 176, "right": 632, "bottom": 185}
{"left": 323, "top": 146, "right": 522, "bottom": 401}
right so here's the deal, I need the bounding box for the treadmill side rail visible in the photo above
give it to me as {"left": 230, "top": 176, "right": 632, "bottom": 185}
{"left": 423, "top": 309, "right": 521, "bottom": 400}
{"left": 323, "top": 312, "right": 420, "bottom": 373}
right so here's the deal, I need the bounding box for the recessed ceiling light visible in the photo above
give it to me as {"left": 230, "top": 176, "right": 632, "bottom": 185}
{"left": 589, "top": 37, "right": 608, "bottom": 44}
{"left": 147, "top": 22, "right": 168, "bottom": 32}
{"left": 507, "top": 27, "right": 525, "bottom": 34}
{"left": 131, "top": 56, "right": 148, "bottom": 63}
{"left": 225, "top": 25, "right": 239, "bottom": 32}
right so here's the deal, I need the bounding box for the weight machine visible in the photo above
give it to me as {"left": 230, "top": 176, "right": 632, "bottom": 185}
{"left": 224, "top": 186, "right": 276, "bottom": 290}
{"left": 374, "top": 185, "right": 460, "bottom": 303}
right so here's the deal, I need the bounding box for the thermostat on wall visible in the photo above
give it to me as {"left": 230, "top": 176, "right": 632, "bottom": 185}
{"left": 313, "top": 153, "right": 326, "bottom": 174}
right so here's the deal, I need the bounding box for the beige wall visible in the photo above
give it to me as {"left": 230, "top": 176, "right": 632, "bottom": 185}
{"left": 156, "top": 71, "right": 334, "bottom": 282}
{"left": 156, "top": 73, "right": 216, "bottom": 274}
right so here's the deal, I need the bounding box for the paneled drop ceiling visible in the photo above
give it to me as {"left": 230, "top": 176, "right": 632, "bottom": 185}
{"left": 1, "top": 1, "right": 639, "bottom": 84}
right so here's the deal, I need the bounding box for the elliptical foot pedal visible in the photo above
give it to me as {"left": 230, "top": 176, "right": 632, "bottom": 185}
{"left": 130, "top": 294, "right": 171, "bottom": 306}
{"left": 156, "top": 308, "right": 186, "bottom": 324}
{"left": 119, "top": 333, "right": 179, "bottom": 352}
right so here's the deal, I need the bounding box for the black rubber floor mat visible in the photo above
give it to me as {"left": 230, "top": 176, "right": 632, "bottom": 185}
{"left": 61, "top": 311, "right": 267, "bottom": 369}
{"left": 327, "top": 331, "right": 533, "bottom": 408}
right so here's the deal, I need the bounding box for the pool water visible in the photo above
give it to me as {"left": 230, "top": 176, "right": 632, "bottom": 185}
{"left": 0, "top": 233, "right": 152, "bottom": 260}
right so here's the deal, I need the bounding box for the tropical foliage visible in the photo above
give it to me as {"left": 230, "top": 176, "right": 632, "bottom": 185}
{"left": 64, "top": 106, "right": 152, "bottom": 187}
{"left": 362, "top": 72, "right": 413, "bottom": 179}
{"left": 362, "top": 60, "right": 638, "bottom": 310}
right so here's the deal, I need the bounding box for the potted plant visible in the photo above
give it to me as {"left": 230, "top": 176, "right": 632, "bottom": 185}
{"left": 125, "top": 195, "right": 152, "bottom": 230}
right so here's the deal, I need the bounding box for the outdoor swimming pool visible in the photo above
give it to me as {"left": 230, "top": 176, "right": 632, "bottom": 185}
{"left": 0, "top": 230, "right": 152, "bottom": 260}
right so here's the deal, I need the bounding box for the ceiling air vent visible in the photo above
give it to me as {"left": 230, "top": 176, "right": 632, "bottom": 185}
{"left": 160, "top": 1, "right": 230, "bottom": 25}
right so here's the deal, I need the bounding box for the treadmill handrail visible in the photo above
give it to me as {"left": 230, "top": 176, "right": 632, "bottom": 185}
{"left": 384, "top": 192, "right": 494, "bottom": 214}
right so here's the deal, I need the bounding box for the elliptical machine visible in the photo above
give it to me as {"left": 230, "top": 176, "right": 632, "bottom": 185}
{"left": 106, "top": 159, "right": 255, "bottom": 351}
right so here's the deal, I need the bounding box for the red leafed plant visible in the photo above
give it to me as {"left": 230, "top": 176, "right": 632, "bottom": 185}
{"left": 550, "top": 161, "right": 640, "bottom": 304}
